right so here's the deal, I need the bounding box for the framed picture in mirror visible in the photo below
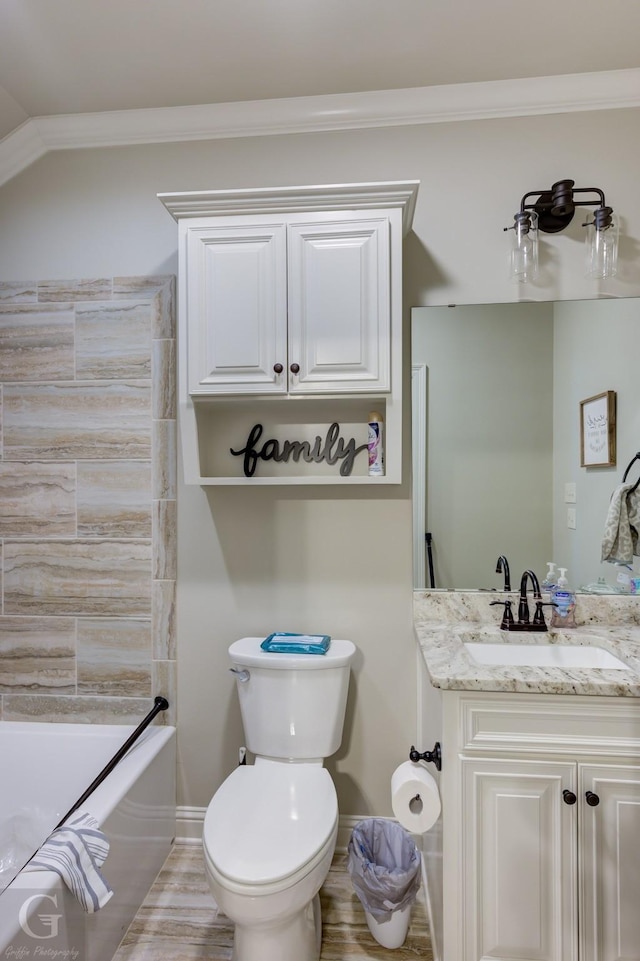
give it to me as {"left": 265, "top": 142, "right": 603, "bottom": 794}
{"left": 580, "top": 390, "right": 616, "bottom": 467}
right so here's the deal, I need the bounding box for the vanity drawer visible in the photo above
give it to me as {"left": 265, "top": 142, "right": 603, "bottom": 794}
{"left": 450, "top": 692, "right": 640, "bottom": 759}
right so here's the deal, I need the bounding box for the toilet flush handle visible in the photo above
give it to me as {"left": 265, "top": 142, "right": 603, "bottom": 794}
{"left": 229, "top": 667, "right": 250, "bottom": 683}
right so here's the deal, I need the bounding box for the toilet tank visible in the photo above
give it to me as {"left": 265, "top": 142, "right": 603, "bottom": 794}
{"left": 228, "top": 637, "right": 356, "bottom": 760}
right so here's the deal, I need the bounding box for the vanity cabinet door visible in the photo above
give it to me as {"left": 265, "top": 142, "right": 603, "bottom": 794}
{"left": 579, "top": 763, "right": 640, "bottom": 961}
{"left": 461, "top": 757, "right": 578, "bottom": 961}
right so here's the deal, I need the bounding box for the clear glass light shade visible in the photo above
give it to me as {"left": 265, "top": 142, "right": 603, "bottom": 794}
{"left": 509, "top": 210, "right": 538, "bottom": 283}
{"left": 585, "top": 214, "right": 619, "bottom": 279}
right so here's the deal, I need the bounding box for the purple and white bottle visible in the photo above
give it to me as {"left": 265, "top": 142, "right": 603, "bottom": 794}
{"left": 367, "top": 411, "right": 384, "bottom": 476}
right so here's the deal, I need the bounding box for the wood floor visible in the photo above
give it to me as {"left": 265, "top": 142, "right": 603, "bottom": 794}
{"left": 113, "top": 842, "right": 434, "bottom": 960}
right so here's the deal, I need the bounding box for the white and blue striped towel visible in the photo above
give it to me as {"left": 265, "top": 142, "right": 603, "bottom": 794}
{"left": 25, "top": 812, "right": 113, "bottom": 913}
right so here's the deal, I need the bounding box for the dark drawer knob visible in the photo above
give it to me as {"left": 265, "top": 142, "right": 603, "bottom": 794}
{"left": 273, "top": 363, "right": 284, "bottom": 374}
{"left": 563, "top": 789, "right": 577, "bottom": 805}
{"left": 585, "top": 791, "right": 600, "bottom": 807}
{"left": 290, "top": 363, "right": 300, "bottom": 375}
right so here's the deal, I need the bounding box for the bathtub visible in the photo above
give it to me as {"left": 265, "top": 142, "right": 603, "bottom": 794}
{"left": 0, "top": 721, "right": 176, "bottom": 961}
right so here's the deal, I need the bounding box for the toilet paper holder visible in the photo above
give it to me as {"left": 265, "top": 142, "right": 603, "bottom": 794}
{"left": 409, "top": 742, "right": 442, "bottom": 771}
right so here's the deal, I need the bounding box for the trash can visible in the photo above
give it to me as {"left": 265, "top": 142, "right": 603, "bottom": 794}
{"left": 347, "top": 817, "right": 422, "bottom": 949}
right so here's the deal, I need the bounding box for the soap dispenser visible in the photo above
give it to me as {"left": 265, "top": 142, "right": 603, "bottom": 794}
{"left": 542, "top": 562, "right": 557, "bottom": 593}
{"left": 550, "top": 568, "right": 576, "bottom": 628}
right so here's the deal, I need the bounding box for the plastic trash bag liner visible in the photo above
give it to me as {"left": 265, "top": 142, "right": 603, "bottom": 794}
{"left": 347, "top": 817, "right": 422, "bottom": 923}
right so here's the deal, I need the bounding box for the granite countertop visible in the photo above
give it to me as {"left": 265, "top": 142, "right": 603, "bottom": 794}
{"left": 414, "top": 590, "right": 640, "bottom": 697}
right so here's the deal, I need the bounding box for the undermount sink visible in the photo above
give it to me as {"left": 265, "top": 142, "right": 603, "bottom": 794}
{"left": 464, "top": 641, "right": 630, "bottom": 670}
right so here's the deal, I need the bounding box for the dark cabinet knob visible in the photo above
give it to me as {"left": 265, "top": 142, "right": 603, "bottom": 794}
{"left": 273, "top": 363, "right": 284, "bottom": 374}
{"left": 563, "top": 789, "right": 577, "bottom": 805}
{"left": 290, "top": 363, "right": 300, "bottom": 375}
{"left": 585, "top": 791, "right": 600, "bottom": 807}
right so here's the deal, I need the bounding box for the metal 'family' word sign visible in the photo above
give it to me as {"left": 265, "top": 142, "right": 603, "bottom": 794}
{"left": 230, "top": 423, "right": 367, "bottom": 477}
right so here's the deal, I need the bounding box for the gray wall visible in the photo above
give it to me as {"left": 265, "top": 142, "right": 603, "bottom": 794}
{"left": 1, "top": 105, "right": 639, "bottom": 816}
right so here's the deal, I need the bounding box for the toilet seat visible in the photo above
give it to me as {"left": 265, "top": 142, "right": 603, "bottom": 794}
{"left": 203, "top": 763, "right": 338, "bottom": 887}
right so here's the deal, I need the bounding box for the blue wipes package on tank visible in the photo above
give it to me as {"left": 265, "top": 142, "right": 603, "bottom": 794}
{"left": 261, "top": 632, "right": 331, "bottom": 655}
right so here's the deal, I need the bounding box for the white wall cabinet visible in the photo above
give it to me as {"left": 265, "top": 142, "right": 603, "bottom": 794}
{"left": 159, "top": 182, "right": 418, "bottom": 484}
{"left": 183, "top": 216, "right": 391, "bottom": 396}
{"left": 440, "top": 692, "right": 640, "bottom": 961}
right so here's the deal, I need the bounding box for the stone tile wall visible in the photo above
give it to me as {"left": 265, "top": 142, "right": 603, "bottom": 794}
{"left": 0, "top": 277, "right": 176, "bottom": 725}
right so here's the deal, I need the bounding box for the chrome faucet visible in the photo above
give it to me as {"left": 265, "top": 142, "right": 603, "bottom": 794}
{"left": 495, "top": 555, "right": 511, "bottom": 591}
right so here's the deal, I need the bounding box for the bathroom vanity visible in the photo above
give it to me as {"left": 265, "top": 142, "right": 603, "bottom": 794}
{"left": 414, "top": 590, "right": 640, "bottom": 961}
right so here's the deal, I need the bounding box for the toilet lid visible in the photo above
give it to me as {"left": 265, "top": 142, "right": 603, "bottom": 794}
{"left": 204, "top": 764, "right": 337, "bottom": 885}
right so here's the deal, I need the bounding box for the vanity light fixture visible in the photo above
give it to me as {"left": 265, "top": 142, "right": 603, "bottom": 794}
{"left": 505, "top": 178, "right": 618, "bottom": 283}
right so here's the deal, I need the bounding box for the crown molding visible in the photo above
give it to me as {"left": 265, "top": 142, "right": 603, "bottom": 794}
{"left": 0, "top": 120, "right": 48, "bottom": 187}
{"left": 1, "top": 68, "right": 639, "bottom": 189}
{"left": 159, "top": 180, "right": 419, "bottom": 234}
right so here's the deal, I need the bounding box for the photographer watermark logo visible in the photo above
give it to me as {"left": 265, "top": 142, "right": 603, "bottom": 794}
{"left": 3, "top": 891, "right": 80, "bottom": 961}
{"left": 19, "top": 894, "right": 62, "bottom": 939}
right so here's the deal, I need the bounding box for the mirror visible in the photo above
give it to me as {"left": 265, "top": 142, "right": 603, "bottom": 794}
{"left": 411, "top": 298, "right": 640, "bottom": 593}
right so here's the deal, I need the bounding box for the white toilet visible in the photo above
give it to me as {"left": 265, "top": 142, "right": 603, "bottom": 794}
{"left": 202, "top": 636, "right": 356, "bottom": 961}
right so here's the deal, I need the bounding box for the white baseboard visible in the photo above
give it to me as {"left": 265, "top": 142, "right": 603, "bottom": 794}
{"left": 176, "top": 805, "right": 207, "bottom": 844}
{"left": 177, "top": 806, "right": 379, "bottom": 853}
{"left": 336, "top": 814, "right": 364, "bottom": 852}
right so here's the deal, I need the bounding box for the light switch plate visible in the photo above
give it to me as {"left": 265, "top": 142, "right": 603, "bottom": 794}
{"left": 565, "top": 482, "right": 577, "bottom": 503}
{"left": 567, "top": 507, "right": 577, "bottom": 529}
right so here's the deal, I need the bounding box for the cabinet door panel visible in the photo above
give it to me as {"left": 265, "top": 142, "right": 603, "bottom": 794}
{"left": 462, "top": 758, "right": 577, "bottom": 961}
{"left": 287, "top": 219, "right": 390, "bottom": 392}
{"left": 186, "top": 224, "right": 287, "bottom": 394}
{"left": 579, "top": 764, "right": 640, "bottom": 961}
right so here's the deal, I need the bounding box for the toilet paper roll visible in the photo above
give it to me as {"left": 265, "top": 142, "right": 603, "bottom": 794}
{"left": 391, "top": 761, "right": 441, "bottom": 834}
